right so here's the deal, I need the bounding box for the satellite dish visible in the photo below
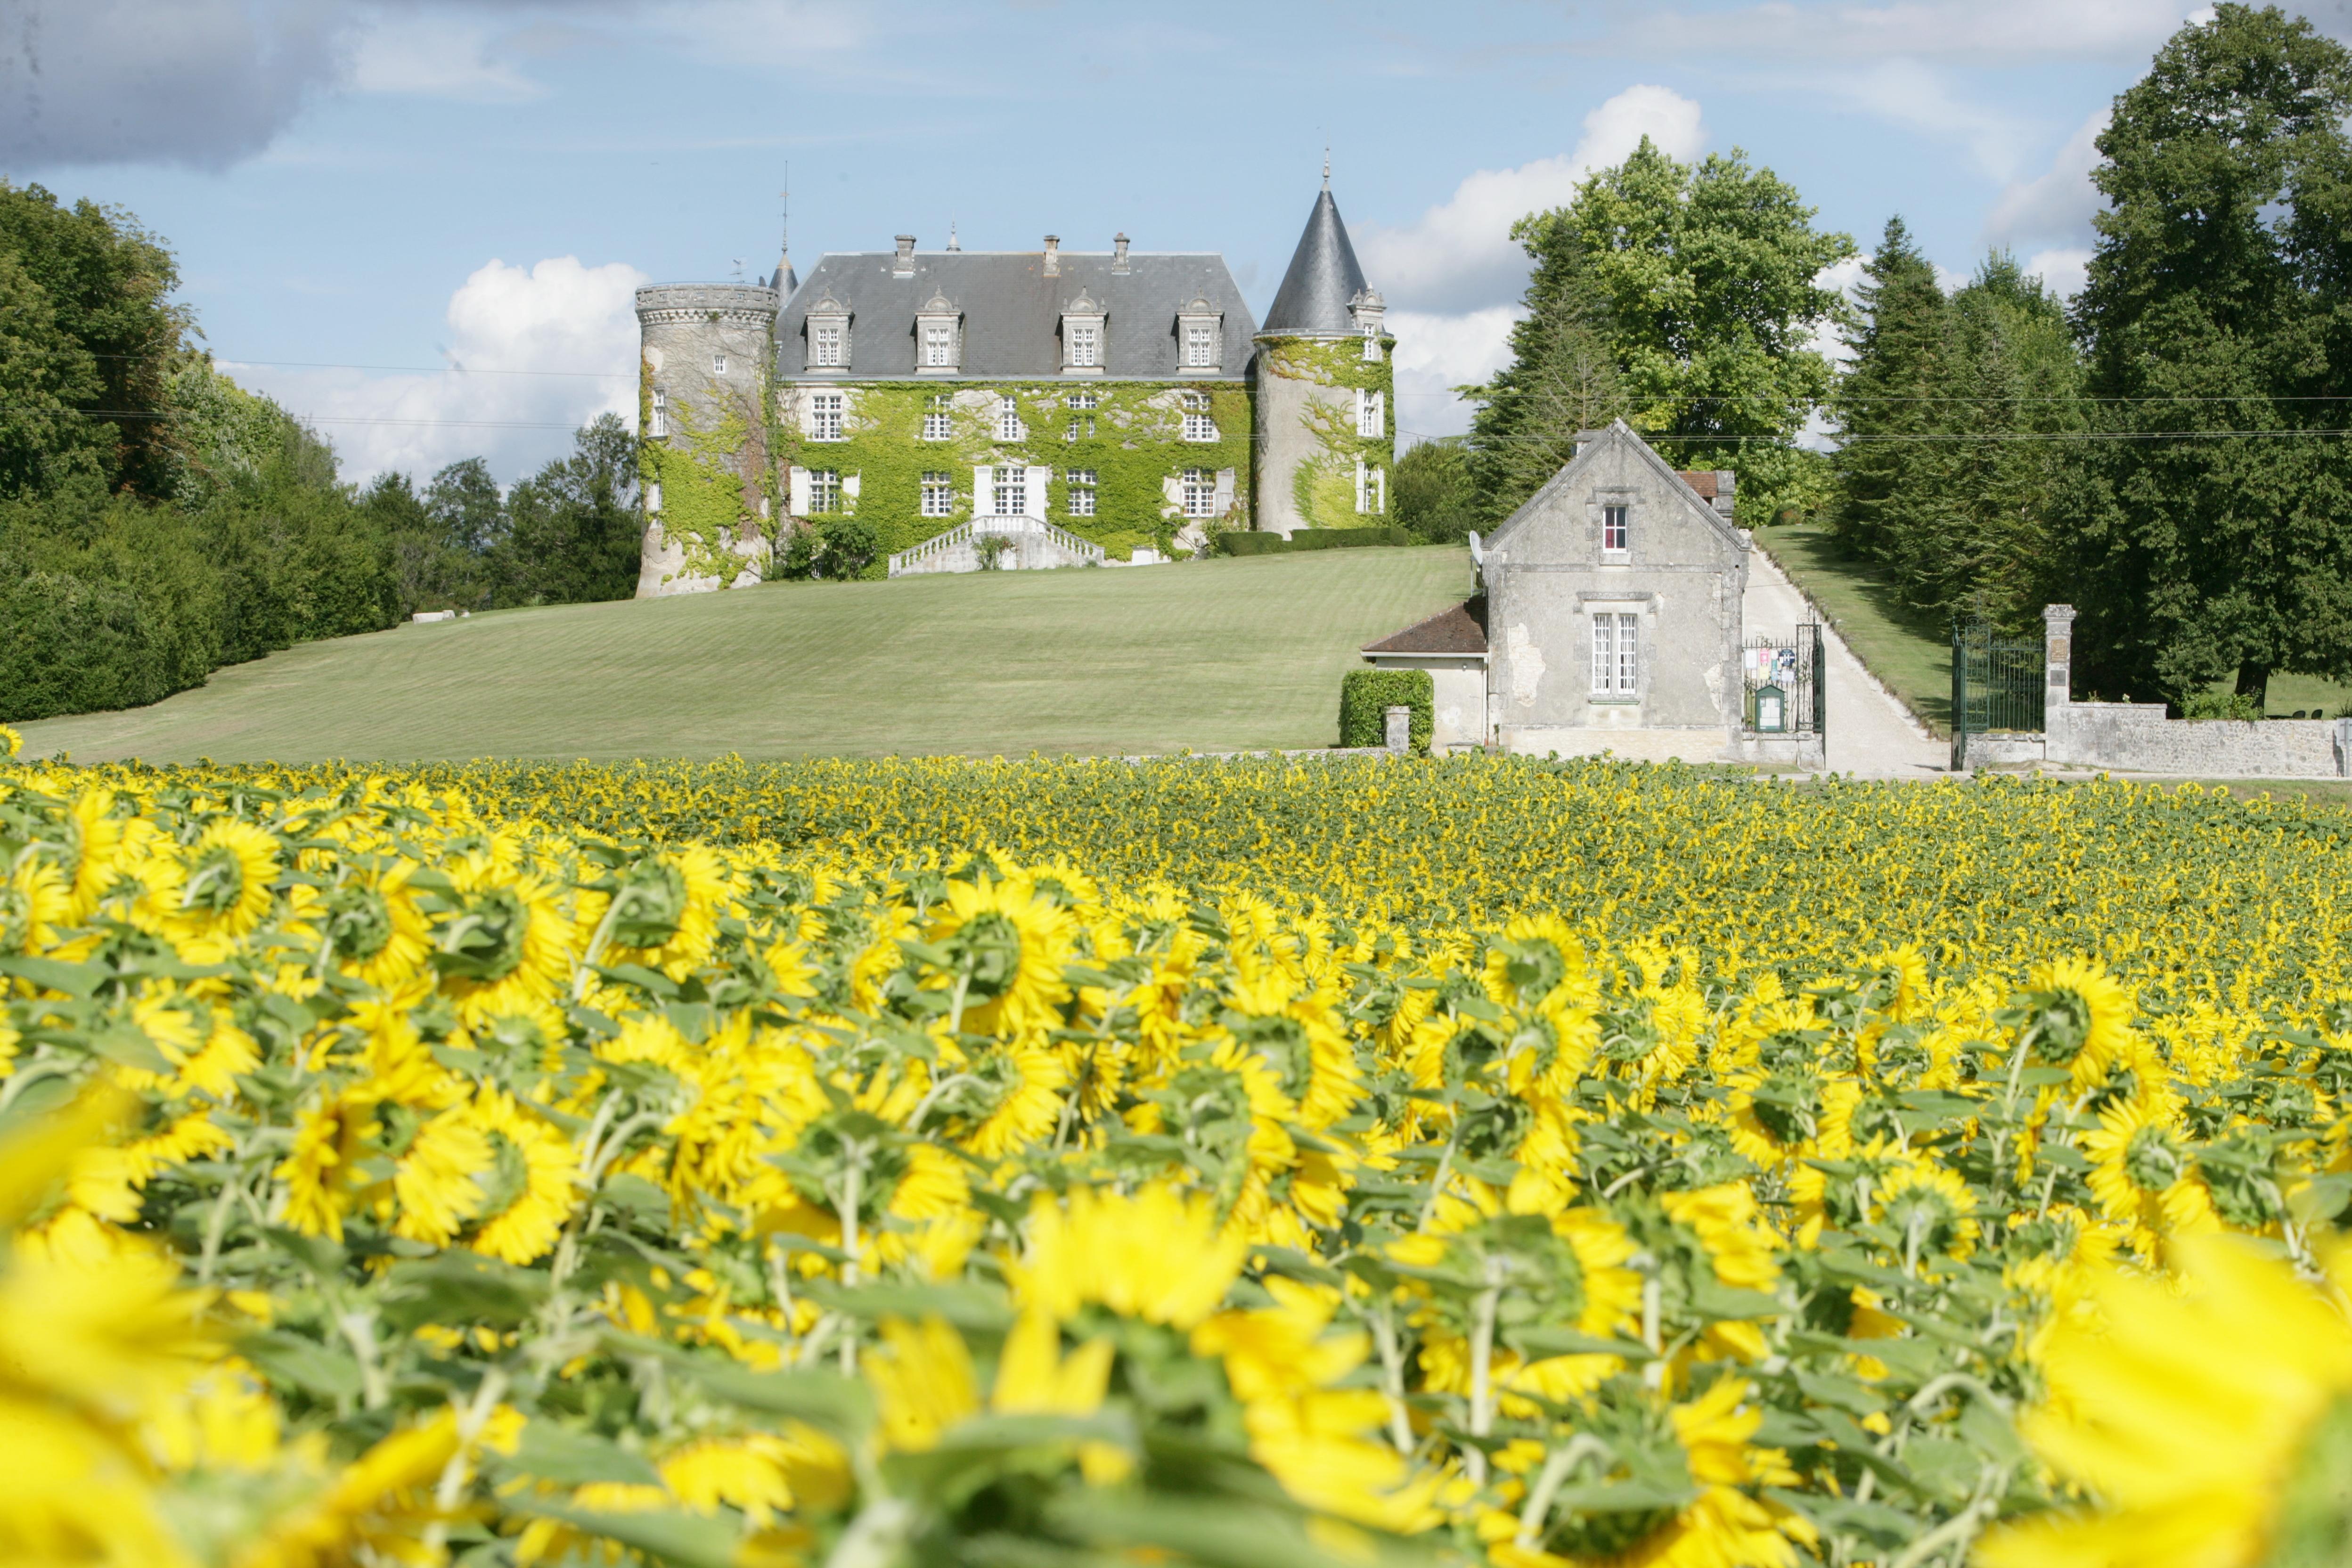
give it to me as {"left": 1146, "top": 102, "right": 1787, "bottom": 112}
{"left": 1468, "top": 531, "right": 1484, "bottom": 568}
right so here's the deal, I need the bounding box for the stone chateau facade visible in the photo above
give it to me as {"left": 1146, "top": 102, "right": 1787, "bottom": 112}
{"left": 632, "top": 180, "right": 1396, "bottom": 596}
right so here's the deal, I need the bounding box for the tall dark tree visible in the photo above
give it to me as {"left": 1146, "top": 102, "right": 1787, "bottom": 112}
{"left": 2068, "top": 3, "right": 2352, "bottom": 706}
{"left": 493, "top": 415, "right": 643, "bottom": 605}
{"left": 0, "top": 181, "right": 192, "bottom": 500}
{"left": 1829, "top": 218, "right": 1950, "bottom": 564}
{"left": 1394, "top": 436, "right": 1481, "bottom": 544}
{"left": 1465, "top": 237, "right": 1625, "bottom": 523}
{"left": 1472, "top": 138, "right": 1854, "bottom": 525}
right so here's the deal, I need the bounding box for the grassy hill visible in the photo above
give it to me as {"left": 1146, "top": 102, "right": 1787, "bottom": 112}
{"left": 12, "top": 548, "right": 1472, "bottom": 764}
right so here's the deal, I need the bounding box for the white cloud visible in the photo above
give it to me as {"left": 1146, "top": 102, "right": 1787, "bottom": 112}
{"left": 229, "top": 255, "right": 646, "bottom": 483}
{"left": 2024, "top": 246, "right": 2094, "bottom": 301}
{"left": 1388, "top": 306, "right": 1521, "bottom": 443}
{"left": 1607, "top": 0, "right": 2197, "bottom": 66}
{"left": 1357, "top": 84, "right": 1706, "bottom": 315}
{"left": 1833, "top": 58, "right": 2040, "bottom": 178}
{"left": 1987, "top": 108, "right": 2110, "bottom": 249}
{"left": 348, "top": 11, "right": 545, "bottom": 101}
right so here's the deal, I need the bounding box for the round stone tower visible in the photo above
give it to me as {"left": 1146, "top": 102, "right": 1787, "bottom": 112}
{"left": 1250, "top": 177, "right": 1396, "bottom": 537}
{"left": 634, "top": 282, "right": 779, "bottom": 597}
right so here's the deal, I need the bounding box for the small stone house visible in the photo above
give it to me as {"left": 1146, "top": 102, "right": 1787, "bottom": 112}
{"left": 1361, "top": 421, "right": 1750, "bottom": 756}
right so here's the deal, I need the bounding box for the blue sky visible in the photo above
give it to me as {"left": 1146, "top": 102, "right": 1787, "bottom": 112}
{"left": 0, "top": 0, "right": 2278, "bottom": 482}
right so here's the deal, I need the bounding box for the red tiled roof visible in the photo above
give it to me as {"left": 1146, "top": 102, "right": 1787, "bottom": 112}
{"left": 1676, "top": 469, "right": 1722, "bottom": 498}
{"left": 1363, "top": 595, "right": 1488, "bottom": 656}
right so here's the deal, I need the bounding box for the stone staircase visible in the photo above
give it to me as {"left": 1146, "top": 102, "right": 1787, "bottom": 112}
{"left": 888, "top": 516, "right": 1108, "bottom": 576}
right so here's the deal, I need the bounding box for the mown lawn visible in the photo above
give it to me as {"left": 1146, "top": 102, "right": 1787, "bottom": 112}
{"left": 13, "top": 548, "right": 1472, "bottom": 764}
{"left": 1750, "top": 524, "right": 1955, "bottom": 735}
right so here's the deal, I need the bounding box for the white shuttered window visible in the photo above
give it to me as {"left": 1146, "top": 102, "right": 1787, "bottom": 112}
{"left": 1590, "top": 613, "right": 1639, "bottom": 695}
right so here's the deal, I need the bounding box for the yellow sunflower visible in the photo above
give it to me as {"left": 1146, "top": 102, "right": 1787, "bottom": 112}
{"left": 2018, "top": 957, "right": 2137, "bottom": 1089}
{"left": 464, "top": 1088, "right": 581, "bottom": 1266}
{"left": 1010, "top": 1183, "right": 1248, "bottom": 1330}
{"left": 160, "top": 819, "right": 282, "bottom": 960}
{"left": 1979, "top": 1234, "right": 2352, "bottom": 1568}
{"left": 927, "top": 875, "right": 1073, "bottom": 1034}
{"left": 433, "top": 875, "right": 576, "bottom": 1026}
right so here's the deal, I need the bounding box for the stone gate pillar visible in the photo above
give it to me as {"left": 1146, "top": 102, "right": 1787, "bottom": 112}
{"left": 2043, "top": 605, "right": 2076, "bottom": 708}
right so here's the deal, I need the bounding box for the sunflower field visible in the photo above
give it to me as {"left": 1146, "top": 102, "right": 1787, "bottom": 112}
{"left": 5, "top": 734, "right": 2352, "bottom": 1568}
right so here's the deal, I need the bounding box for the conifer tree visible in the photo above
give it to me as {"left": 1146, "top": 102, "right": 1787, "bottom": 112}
{"left": 1828, "top": 218, "right": 1948, "bottom": 564}
{"left": 1465, "top": 233, "right": 1624, "bottom": 523}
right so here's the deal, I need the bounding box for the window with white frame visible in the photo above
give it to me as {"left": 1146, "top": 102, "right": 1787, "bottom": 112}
{"left": 1181, "top": 392, "right": 1217, "bottom": 442}
{"left": 1181, "top": 467, "right": 1217, "bottom": 518}
{"left": 1602, "top": 503, "right": 1629, "bottom": 554}
{"left": 1362, "top": 330, "right": 1382, "bottom": 362}
{"left": 649, "top": 388, "right": 668, "bottom": 439}
{"left": 1356, "top": 389, "right": 1385, "bottom": 438}
{"left": 808, "top": 470, "right": 842, "bottom": 514}
{"left": 1590, "top": 612, "right": 1639, "bottom": 695}
{"left": 810, "top": 392, "right": 844, "bottom": 442}
{"left": 1066, "top": 391, "right": 1097, "bottom": 441}
{"left": 1184, "top": 321, "right": 1216, "bottom": 367}
{"left": 993, "top": 466, "right": 1028, "bottom": 516}
{"left": 922, "top": 395, "right": 952, "bottom": 441}
{"left": 811, "top": 323, "right": 844, "bottom": 367}
{"left": 922, "top": 321, "right": 956, "bottom": 368}
{"left": 1067, "top": 468, "right": 1097, "bottom": 516}
{"left": 713, "top": 354, "right": 728, "bottom": 375}
{"left": 996, "top": 397, "right": 1027, "bottom": 442}
{"left": 1068, "top": 322, "right": 1099, "bottom": 368}
{"left": 920, "top": 472, "right": 954, "bottom": 517}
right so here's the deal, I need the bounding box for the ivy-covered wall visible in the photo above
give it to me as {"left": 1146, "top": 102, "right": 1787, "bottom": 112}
{"left": 1254, "top": 335, "right": 1396, "bottom": 536}
{"left": 633, "top": 287, "right": 780, "bottom": 597}
{"left": 639, "top": 365, "right": 770, "bottom": 590}
{"left": 773, "top": 380, "right": 1253, "bottom": 570}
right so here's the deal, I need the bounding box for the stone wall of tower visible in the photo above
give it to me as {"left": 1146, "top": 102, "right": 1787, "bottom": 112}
{"left": 635, "top": 283, "right": 779, "bottom": 598}
{"left": 1249, "top": 329, "right": 1397, "bottom": 539}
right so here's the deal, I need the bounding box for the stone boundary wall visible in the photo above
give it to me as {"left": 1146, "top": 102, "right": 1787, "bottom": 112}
{"left": 2047, "top": 702, "right": 2352, "bottom": 776}
{"left": 1983, "top": 605, "right": 2352, "bottom": 778}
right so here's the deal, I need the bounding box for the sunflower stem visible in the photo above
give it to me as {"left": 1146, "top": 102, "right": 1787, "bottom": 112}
{"left": 1467, "top": 1254, "right": 1503, "bottom": 1485}
{"left": 838, "top": 1144, "right": 865, "bottom": 1376}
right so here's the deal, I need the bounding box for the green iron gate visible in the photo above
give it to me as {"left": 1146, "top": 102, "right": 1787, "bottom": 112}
{"left": 1950, "top": 623, "right": 2045, "bottom": 770}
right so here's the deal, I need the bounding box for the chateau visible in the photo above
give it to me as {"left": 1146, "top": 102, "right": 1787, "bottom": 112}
{"left": 631, "top": 179, "right": 1396, "bottom": 596}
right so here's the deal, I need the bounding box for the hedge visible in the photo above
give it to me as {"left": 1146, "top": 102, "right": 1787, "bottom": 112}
{"left": 1216, "top": 525, "right": 1413, "bottom": 557}
{"left": 1338, "top": 667, "right": 1433, "bottom": 753}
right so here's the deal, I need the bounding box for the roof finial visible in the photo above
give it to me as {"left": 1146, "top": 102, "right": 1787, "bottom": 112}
{"left": 1322, "top": 145, "right": 1331, "bottom": 190}
{"left": 779, "top": 163, "right": 790, "bottom": 256}
{"left": 947, "top": 219, "right": 960, "bottom": 252}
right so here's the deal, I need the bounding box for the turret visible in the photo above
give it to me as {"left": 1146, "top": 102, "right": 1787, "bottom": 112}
{"left": 634, "top": 282, "right": 779, "bottom": 597}
{"left": 1250, "top": 177, "right": 1396, "bottom": 536}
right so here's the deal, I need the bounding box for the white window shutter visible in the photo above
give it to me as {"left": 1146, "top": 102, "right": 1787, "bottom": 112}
{"left": 1025, "top": 465, "right": 1051, "bottom": 518}
{"left": 974, "top": 465, "right": 993, "bottom": 514}
{"left": 1354, "top": 387, "right": 1366, "bottom": 434}
{"left": 1354, "top": 454, "right": 1367, "bottom": 514}
{"left": 1214, "top": 468, "right": 1235, "bottom": 516}
{"left": 788, "top": 467, "right": 809, "bottom": 516}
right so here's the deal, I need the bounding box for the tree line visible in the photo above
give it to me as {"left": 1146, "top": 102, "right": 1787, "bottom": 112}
{"left": 0, "top": 180, "right": 640, "bottom": 725}
{"left": 1396, "top": 3, "right": 2352, "bottom": 712}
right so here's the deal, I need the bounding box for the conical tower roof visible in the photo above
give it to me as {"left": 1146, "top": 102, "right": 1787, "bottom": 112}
{"left": 1261, "top": 186, "right": 1370, "bottom": 335}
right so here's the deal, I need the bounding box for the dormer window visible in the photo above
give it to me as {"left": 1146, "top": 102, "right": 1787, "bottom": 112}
{"left": 805, "top": 292, "right": 850, "bottom": 372}
{"left": 1176, "top": 295, "right": 1223, "bottom": 373}
{"left": 915, "top": 289, "right": 961, "bottom": 375}
{"left": 1061, "top": 290, "right": 1106, "bottom": 376}
{"left": 1351, "top": 286, "right": 1387, "bottom": 362}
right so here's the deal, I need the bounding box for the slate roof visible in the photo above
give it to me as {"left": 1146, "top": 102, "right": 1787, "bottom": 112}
{"left": 775, "top": 249, "right": 1256, "bottom": 379}
{"left": 1363, "top": 595, "right": 1489, "bottom": 657}
{"left": 1261, "top": 188, "right": 1372, "bottom": 336}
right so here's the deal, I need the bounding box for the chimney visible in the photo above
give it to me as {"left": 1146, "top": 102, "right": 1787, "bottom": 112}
{"left": 893, "top": 234, "right": 916, "bottom": 276}
{"left": 1042, "top": 235, "right": 1061, "bottom": 276}
{"left": 1713, "top": 470, "right": 1736, "bottom": 522}
{"left": 1112, "top": 232, "right": 1130, "bottom": 274}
